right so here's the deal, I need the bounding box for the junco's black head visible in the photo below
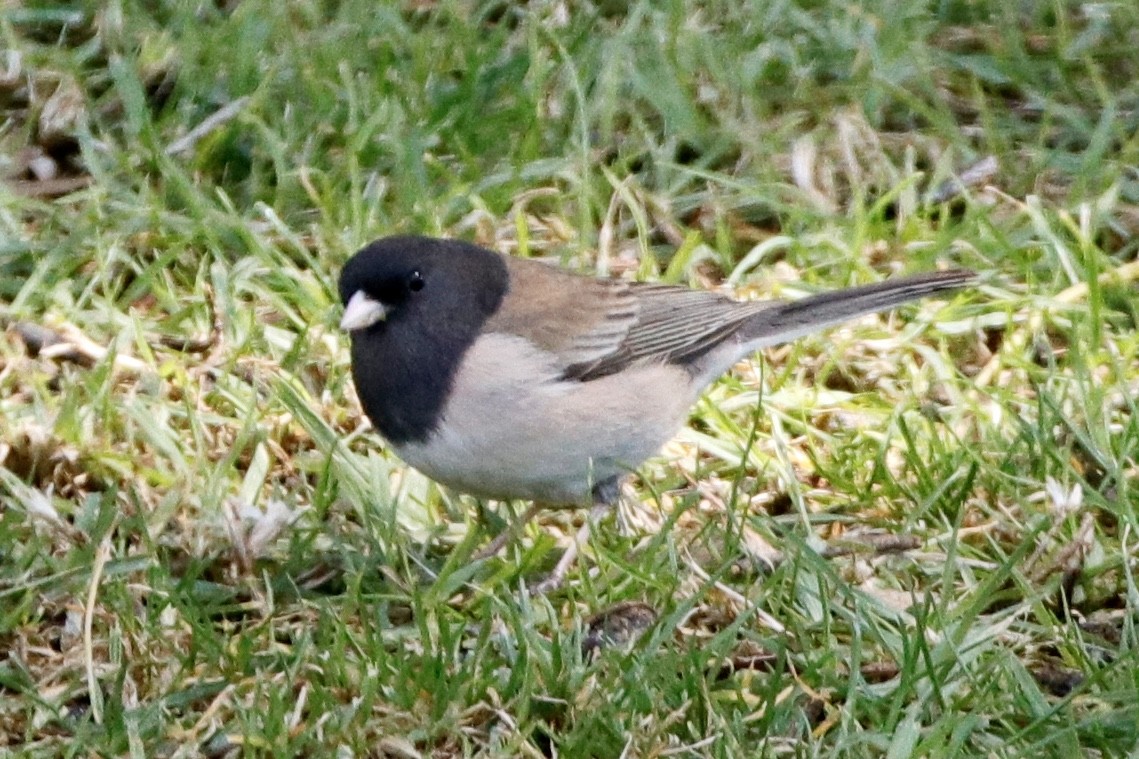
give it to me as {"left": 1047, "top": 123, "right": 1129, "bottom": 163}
{"left": 339, "top": 236, "right": 508, "bottom": 334}
{"left": 338, "top": 236, "right": 509, "bottom": 445}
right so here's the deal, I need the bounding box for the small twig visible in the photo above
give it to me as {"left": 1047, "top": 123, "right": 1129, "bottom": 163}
{"left": 821, "top": 532, "right": 921, "bottom": 559}
{"left": 860, "top": 660, "right": 901, "bottom": 683}
{"left": 4, "top": 175, "right": 92, "bottom": 198}
{"left": 53, "top": 323, "right": 150, "bottom": 374}
{"left": 165, "top": 96, "right": 251, "bottom": 157}
{"left": 156, "top": 333, "right": 215, "bottom": 353}
{"left": 13, "top": 291, "right": 223, "bottom": 374}
{"left": 710, "top": 646, "right": 778, "bottom": 681}
{"left": 223, "top": 498, "right": 253, "bottom": 575}
{"left": 13, "top": 320, "right": 149, "bottom": 374}
{"left": 84, "top": 539, "right": 112, "bottom": 725}
{"left": 924, "top": 155, "right": 999, "bottom": 206}
{"left": 14, "top": 321, "right": 70, "bottom": 355}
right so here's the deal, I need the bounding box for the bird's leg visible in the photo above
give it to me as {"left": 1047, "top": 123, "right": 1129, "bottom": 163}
{"left": 472, "top": 502, "right": 545, "bottom": 561}
{"left": 528, "top": 503, "right": 607, "bottom": 594}
{"left": 530, "top": 478, "right": 621, "bottom": 594}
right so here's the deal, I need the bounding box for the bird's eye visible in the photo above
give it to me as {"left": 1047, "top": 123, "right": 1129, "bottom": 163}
{"left": 408, "top": 270, "right": 425, "bottom": 292}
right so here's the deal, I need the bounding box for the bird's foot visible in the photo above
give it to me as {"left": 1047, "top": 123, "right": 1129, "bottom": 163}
{"left": 471, "top": 502, "right": 545, "bottom": 561}
{"left": 527, "top": 500, "right": 611, "bottom": 594}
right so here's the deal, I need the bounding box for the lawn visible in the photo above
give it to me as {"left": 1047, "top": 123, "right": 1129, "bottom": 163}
{"left": 1, "top": 1, "right": 1137, "bottom": 756}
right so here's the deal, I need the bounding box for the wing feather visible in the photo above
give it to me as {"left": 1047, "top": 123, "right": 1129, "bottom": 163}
{"left": 483, "top": 257, "right": 759, "bottom": 381}
{"left": 562, "top": 282, "right": 763, "bottom": 380}
{"left": 482, "top": 254, "right": 973, "bottom": 384}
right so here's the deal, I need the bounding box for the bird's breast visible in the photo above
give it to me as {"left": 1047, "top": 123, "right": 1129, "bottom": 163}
{"left": 390, "top": 332, "right": 697, "bottom": 505}
{"left": 349, "top": 316, "right": 475, "bottom": 445}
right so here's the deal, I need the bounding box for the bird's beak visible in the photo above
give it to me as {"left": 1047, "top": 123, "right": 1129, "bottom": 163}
{"left": 339, "top": 291, "right": 387, "bottom": 331}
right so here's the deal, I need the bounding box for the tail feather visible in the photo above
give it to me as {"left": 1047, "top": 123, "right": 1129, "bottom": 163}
{"left": 737, "top": 268, "right": 976, "bottom": 349}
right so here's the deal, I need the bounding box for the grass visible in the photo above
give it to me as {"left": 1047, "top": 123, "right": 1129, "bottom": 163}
{"left": 1, "top": 0, "right": 1138, "bottom": 756}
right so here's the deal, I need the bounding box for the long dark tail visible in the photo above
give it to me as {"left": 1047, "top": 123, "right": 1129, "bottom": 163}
{"left": 738, "top": 269, "right": 976, "bottom": 348}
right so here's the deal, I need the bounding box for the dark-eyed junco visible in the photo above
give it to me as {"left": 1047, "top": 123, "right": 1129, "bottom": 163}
{"left": 339, "top": 235, "right": 974, "bottom": 589}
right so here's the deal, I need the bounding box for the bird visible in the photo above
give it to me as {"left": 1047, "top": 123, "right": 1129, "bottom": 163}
{"left": 338, "top": 235, "right": 975, "bottom": 590}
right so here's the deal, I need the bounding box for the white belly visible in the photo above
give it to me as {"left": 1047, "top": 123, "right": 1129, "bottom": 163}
{"left": 393, "top": 334, "right": 695, "bottom": 505}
